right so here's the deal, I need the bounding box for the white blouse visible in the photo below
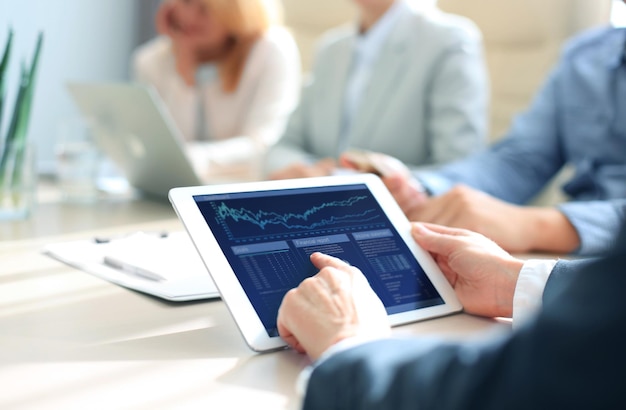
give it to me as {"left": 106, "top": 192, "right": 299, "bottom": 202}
{"left": 132, "top": 26, "right": 301, "bottom": 179}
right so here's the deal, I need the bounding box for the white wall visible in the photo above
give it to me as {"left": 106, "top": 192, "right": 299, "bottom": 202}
{"left": 613, "top": 0, "right": 626, "bottom": 26}
{"left": 0, "top": 0, "right": 140, "bottom": 173}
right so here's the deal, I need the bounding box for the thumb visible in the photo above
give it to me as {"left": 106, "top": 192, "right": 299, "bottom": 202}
{"left": 412, "top": 223, "right": 464, "bottom": 257}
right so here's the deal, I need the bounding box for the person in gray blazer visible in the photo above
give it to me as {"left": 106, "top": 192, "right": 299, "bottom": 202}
{"left": 265, "top": 0, "right": 488, "bottom": 179}
{"left": 277, "top": 221, "right": 626, "bottom": 409}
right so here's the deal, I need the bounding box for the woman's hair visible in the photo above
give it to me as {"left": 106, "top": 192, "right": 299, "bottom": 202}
{"left": 204, "top": 0, "right": 283, "bottom": 92}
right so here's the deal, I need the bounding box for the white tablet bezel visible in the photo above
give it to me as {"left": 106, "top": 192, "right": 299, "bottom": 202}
{"left": 169, "top": 174, "right": 462, "bottom": 352}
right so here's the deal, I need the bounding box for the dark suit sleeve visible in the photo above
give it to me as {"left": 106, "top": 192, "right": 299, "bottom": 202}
{"left": 304, "top": 254, "right": 626, "bottom": 410}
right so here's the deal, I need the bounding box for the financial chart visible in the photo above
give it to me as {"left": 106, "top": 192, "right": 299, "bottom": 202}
{"left": 212, "top": 193, "right": 381, "bottom": 241}
{"left": 194, "top": 184, "right": 443, "bottom": 337}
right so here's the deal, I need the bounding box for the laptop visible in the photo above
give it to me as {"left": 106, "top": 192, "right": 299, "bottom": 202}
{"left": 66, "top": 83, "right": 204, "bottom": 198}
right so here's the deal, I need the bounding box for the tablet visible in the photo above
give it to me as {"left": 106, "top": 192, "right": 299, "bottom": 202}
{"left": 169, "top": 174, "right": 462, "bottom": 352}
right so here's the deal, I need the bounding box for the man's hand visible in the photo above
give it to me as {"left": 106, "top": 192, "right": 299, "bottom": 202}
{"left": 400, "top": 185, "right": 579, "bottom": 254}
{"left": 269, "top": 158, "right": 337, "bottom": 180}
{"left": 277, "top": 253, "right": 390, "bottom": 361}
{"left": 410, "top": 185, "right": 534, "bottom": 252}
{"left": 412, "top": 223, "right": 524, "bottom": 318}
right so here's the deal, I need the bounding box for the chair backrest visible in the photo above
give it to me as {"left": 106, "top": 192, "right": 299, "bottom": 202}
{"left": 438, "top": 0, "right": 612, "bottom": 140}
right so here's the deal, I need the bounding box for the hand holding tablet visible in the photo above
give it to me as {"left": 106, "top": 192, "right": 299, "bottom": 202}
{"left": 169, "top": 174, "right": 462, "bottom": 352}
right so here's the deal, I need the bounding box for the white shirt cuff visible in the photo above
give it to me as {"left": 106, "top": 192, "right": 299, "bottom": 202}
{"left": 512, "top": 259, "right": 558, "bottom": 328}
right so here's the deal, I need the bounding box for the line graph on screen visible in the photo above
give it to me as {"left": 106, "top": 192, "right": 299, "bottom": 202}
{"left": 211, "top": 194, "right": 383, "bottom": 241}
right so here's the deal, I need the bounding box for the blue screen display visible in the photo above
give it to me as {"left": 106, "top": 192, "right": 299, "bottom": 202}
{"left": 194, "top": 184, "right": 443, "bottom": 337}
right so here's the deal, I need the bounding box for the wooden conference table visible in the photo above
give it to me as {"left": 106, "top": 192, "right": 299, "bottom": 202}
{"left": 0, "top": 180, "right": 512, "bottom": 409}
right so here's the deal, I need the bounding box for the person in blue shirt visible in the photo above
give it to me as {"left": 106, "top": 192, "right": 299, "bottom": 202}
{"left": 343, "top": 26, "right": 626, "bottom": 256}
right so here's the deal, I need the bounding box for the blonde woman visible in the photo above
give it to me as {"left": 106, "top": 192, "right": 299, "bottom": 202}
{"left": 133, "top": 0, "right": 301, "bottom": 178}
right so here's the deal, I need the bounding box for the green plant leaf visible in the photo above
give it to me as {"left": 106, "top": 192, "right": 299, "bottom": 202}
{"left": 3, "top": 32, "right": 43, "bottom": 150}
{"left": 0, "top": 29, "right": 14, "bottom": 143}
{"left": 0, "top": 29, "right": 13, "bottom": 82}
{"left": 0, "top": 63, "right": 27, "bottom": 173}
{"left": 0, "top": 32, "right": 43, "bottom": 185}
{"left": 15, "top": 31, "right": 44, "bottom": 146}
{"left": 5, "top": 62, "right": 27, "bottom": 144}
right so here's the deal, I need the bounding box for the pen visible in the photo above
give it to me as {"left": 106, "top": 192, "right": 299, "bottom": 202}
{"left": 103, "top": 256, "right": 166, "bottom": 282}
{"left": 94, "top": 231, "right": 169, "bottom": 244}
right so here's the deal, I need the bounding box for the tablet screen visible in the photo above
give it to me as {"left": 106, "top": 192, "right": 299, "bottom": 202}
{"left": 193, "top": 184, "right": 444, "bottom": 337}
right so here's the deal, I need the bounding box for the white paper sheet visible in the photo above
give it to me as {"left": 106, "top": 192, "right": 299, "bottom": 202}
{"left": 42, "top": 231, "right": 219, "bottom": 302}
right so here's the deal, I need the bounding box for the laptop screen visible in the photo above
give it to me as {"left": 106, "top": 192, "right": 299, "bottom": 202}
{"left": 193, "top": 184, "right": 444, "bottom": 337}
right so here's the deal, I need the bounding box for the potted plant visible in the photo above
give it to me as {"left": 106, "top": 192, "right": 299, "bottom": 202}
{"left": 0, "top": 29, "right": 44, "bottom": 219}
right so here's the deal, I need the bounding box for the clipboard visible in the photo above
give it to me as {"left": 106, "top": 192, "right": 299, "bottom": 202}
{"left": 42, "top": 231, "right": 219, "bottom": 302}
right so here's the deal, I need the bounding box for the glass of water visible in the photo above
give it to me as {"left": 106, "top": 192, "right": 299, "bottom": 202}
{"left": 55, "top": 118, "right": 102, "bottom": 203}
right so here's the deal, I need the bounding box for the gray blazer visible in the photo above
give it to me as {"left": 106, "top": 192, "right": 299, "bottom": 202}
{"left": 265, "top": 6, "right": 489, "bottom": 174}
